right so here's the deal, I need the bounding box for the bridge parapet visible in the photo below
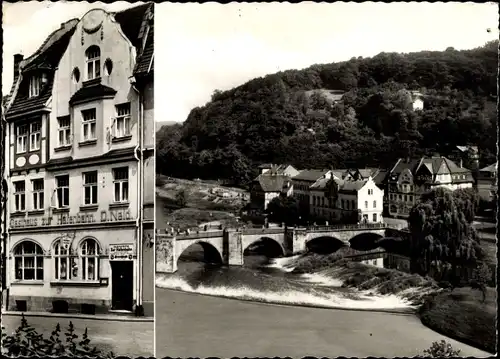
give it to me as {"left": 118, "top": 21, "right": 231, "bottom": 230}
{"left": 241, "top": 227, "right": 285, "bottom": 235}
{"left": 302, "top": 222, "right": 389, "bottom": 232}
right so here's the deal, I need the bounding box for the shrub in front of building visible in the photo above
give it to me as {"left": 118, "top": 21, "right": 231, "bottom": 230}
{"left": 1, "top": 314, "right": 114, "bottom": 358}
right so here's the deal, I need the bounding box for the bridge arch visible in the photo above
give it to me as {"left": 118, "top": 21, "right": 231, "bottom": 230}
{"left": 176, "top": 240, "right": 224, "bottom": 266}
{"left": 349, "top": 232, "right": 384, "bottom": 251}
{"left": 242, "top": 237, "right": 286, "bottom": 258}
{"left": 305, "top": 236, "right": 347, "bottom": 254}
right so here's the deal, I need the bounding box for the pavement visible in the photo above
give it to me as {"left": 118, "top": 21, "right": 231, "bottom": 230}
{"left": 2, "top": 312, "right": 154, "bottom": 357}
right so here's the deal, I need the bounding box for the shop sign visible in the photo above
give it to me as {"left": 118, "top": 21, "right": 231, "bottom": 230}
{"left": 109, "top": 243, "right": 134, "bottom": 261}
{"left": 10, "top": 209, "right": 133, "bottom": 229}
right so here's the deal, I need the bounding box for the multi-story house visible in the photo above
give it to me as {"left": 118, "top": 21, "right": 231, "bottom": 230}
{"left": 477, "top": 162, "right": 497, "bottom": 202}
{"left": 387, "top": 156, "right": 473, "bottom": 218}
{"left": 249, "top": 172, "right": 293, "bottom": 211}
{"left": 3, "top": 3, "right": 154, "bottom": 316}
{"left": 292, "top": 169, "right": 337, "bottom": 214}
{"left": 309, "top": 174, "right": 384, "bottom": 224}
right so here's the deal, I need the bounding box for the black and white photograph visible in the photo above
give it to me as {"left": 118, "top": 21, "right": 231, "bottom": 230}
{"left": 1, "top": 1, "right": 155, "bottom": 357}
{"left": 155, "top": 2, "right": 497, "bottom": 358}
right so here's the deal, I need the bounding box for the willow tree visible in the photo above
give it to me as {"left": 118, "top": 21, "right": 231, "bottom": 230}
{"left": 408, "top": 187, "right": 481, "bottom": 283}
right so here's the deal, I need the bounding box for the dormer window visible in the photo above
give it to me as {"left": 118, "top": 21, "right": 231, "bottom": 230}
{"left": 85, "top": 46, "right": 101, "bottom": 80}
{"left": 29, "top": 73, "right": 47, "bottom": 97}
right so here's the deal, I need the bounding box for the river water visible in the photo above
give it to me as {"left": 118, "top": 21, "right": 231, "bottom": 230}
{"left": 156, "top": 244, "right": 417, "bottom": 311}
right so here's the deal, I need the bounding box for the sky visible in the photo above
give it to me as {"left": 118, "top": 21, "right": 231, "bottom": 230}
{"left": 3, "top": 2, "right": 498, "bottom": 123}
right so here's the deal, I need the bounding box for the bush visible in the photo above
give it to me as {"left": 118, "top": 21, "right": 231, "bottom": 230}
{"left": 1, "top": 314, "right": 114, "bottom": 358}
{"left": 423, "top": 340, "right": 461, "bottom": 357}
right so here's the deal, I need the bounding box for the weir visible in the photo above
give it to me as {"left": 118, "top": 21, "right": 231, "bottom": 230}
{"left": 156, "top": 223, "right": 403, "bottom": 273}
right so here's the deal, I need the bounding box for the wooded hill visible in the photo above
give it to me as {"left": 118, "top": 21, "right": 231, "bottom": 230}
{"left": 156, "top": 41, "right": 498, "bottom": 186}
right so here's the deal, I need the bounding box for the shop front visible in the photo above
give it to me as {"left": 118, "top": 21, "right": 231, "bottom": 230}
{"left": 6, "top": 216, "right": 145, "bottom": 314}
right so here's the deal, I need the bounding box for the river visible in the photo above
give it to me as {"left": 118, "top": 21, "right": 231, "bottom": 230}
{"left": 155, "top": 246, "right": 489, "bottom": 357}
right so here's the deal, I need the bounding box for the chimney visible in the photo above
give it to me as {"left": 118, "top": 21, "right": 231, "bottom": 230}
{"left": 14, "top": 54, "right": 23, "bottom": 78}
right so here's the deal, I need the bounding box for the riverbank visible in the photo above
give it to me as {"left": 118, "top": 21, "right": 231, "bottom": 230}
{"left": 419, "top": 287, "right": 497, "bottom": 354}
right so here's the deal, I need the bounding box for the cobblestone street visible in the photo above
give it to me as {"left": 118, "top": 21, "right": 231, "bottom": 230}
{"left": 2, "top": 315, "right": 154, "bottom": 357}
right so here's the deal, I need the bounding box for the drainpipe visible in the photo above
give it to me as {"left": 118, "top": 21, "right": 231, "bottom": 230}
{"left": 130, "top": 77, "right": 144, "bottom": 314}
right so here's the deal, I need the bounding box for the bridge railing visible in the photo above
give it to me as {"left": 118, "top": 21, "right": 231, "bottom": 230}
{"left": 156, "top": 229, "right": 224, "bottom": 240}
{"left": 240, "top": 227, "right": 285, "bottom": 235}
{"left": 304, "top": 222, "right": 389, "bottom": 232}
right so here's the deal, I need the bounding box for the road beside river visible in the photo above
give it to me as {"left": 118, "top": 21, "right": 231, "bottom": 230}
{"left": 156, "top": 288, "right": 489, "bottom": 358}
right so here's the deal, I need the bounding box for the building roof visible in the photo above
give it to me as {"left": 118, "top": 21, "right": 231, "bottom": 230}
{"left": 254, "top": 174, "right": 290, "bottom": 193}
{"left": 131, "top": 3, "right": 154, "bottom": 77}
{"left": 389, "top": 156, "right": 472, "bottom": 181}
{"left": 69, "top": 83, "right": 117, "bottom": 105}
{"left": 5, "top": 23, "right": 77, "bottom": 118}
{"left": 372, "top": 169, "right": 388, "bottom": 186}
{"left": 480, "top": 162, "right": 498, "bottom": 173}
{"left": 339, "top": 180, "right": 367, "bottom": 193}
{"left": 6, "top": 4, "right": 153, "bottom": 119}
{"left": 293, "top": 169, "right": 329, "bottom": 182}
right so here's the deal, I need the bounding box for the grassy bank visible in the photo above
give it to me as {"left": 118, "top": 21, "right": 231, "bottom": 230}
{"left": 156, "top": 176, "right": 249, "bottom": 230}
{"left": 419, "top": 287, "right": 497, "bottom": 354}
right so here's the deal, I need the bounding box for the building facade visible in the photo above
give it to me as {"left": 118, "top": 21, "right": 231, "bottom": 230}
{"left": 249, "top": 172, "right": 293, "bottom": 211}
{"left": 3, "top": 4, "right": 154, "bottom": 316}
{"left": 309, "top": 175, "right": 384, "bottom": 224}
{"left": 387, "top": 156, "right": 474, "bottom": 218}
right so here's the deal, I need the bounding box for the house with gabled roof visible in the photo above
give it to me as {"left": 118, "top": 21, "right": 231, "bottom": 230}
{"left": 3, "top": 3, "right": 154, "bottom": 316}
{"left": 386, "top": 155, "right": 474, "bottom": 218}
{"left": 249, "top": 172, "right": 293, "bottom": 211}
{"left": 309, "top": 173, "right": 384, "bottom": 224}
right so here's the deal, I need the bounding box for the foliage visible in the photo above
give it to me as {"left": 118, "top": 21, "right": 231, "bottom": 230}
{"left": 408, "top": 187, "right": 482, "bottom": 284}
{"left": 156, "top": 41, "right": 498, "bottom": 185}
{"left": 1, "top": 314, "right": 113, "bottom": 358}
{"left": 266, "top": 196, "right": 300, "bottom": 225}
{"left": 175, "top": 189, "right": 188, "bottom": 207}
{"left": 469, "top": 262, "right": 493, "bottom": 302}
{"left": 423, "top": 340, "right": 461, "bottom": 357}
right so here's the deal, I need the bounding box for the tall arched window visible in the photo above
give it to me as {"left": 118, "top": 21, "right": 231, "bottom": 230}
{"left": 85, "top": 46, "right": 101, "bottom": 80}
{"left": 14, "top": 241, "right": 44, "bottom": 281}
{"left": 54, "top": 240, "right": 73, "bottom": 280}
{"left": 80, "top": 238, "right": 99, "bottom": 281}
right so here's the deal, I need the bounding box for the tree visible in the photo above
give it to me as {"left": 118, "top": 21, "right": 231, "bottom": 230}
{"left": 423, "top": 340, "right": 461, "bottom": 357}
{"left": 175, "top": 190, "right": 187, "bottom": 207}
{"left": 408, "top": 187, "right": 481, "bottom": 283}
{"left": 266, "top": 196, "right": 299, "bottom": 226}
{"left": 470, "top": 263, "right": 492, "bottom": 302}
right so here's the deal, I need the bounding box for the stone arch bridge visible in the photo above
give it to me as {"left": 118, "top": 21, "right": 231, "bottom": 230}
{"left": 156, "top": 223, "right": 403, "bottom": 273}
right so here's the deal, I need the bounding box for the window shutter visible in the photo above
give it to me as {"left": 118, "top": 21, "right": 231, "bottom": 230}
{"left": 50, "top": 188, "right": 58, "bottom": 208}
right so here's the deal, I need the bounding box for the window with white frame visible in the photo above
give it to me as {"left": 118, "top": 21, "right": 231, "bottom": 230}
{"left": 53, "top": 239, "right": 73, "bottom": 280}
{"left": 113, "top": 103, "right": 131, "bottom": 138}
{"left": 14, "top": 181, "right": 26, "bottom": 212}
{"left": 16, "top": 124, "right": 28, "bottom": 153}
{"left": 83, "top": 171, "right": 98, "bottom": 205}
{"left": 81, "top": 109, "right": 96, "bottom": 141}
{"left": 29, "top": 122, "right": 41, "bottom": 151}
{"left": 85, "top": 46, "right": 101, "bottom": 80}
{"left": 373, "top": 200, "right": 377, "bottom": 208}
{"left": 80, "top": 239, "right": 99, "bottom": 281}
{"left": 32, "top": 179, "right": 44, "bottom": 210}
{"left": 14, "top": 241, "right": 44, "bottom": 281}
{"left": 113, "top": 167, "right": 129, "bottom": 203}
{"left": 364, "top": 201, "right": 368, "bottom": 209}
{"left": 368, "top": 189, "right": 373, "bottom": 195}
{"left": 55, "top": 175, "right": 69, "bottom": 208}
{"left": 57, "top": 117, "right": 72, "bottom": 147}
{"left": 28, "top": 73, "right": 47, "bottom": 98}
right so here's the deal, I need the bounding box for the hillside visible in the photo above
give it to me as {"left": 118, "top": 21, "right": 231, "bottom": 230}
{"left": 156, "top": 41, "right": 498, "bottom": 186}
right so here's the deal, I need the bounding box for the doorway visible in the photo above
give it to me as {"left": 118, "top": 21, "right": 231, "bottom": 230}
{"left": 111, "top": 261, "right": 134, "bottom": 311}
